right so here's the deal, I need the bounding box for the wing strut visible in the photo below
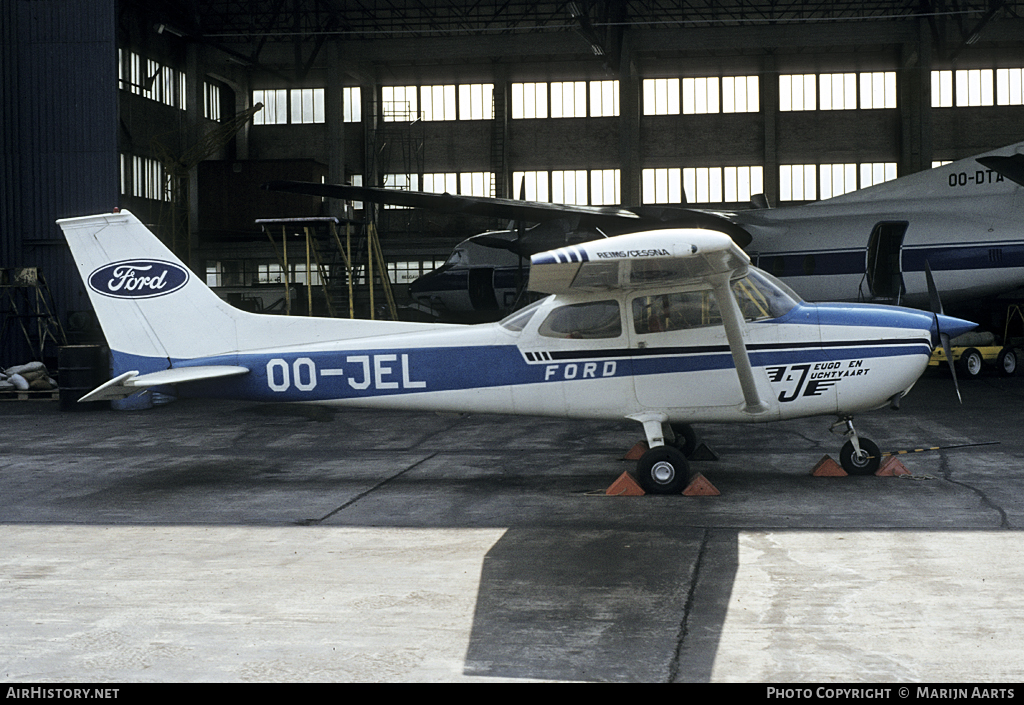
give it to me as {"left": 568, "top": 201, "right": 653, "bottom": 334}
{"left": 709, "top": 274, "right": 769, "bottom": 415}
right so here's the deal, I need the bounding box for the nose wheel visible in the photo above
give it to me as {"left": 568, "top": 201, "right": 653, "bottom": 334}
{"left": 832, "top": 417, "right": 882, "bottom": 475}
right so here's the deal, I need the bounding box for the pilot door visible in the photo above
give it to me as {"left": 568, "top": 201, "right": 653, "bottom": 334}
{"left": 627, "top": 289, "right": 744, "bottom": 410}
{"left": 865, "top": 222, "right": 908, "bottom": 302}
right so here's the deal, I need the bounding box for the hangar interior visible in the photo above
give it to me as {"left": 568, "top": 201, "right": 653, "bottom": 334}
{"left": 2, "top": 0, "right": 1024, "bottom": 366}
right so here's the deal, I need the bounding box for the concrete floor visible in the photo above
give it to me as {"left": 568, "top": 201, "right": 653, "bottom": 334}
{"left": 1, "top": 372, "right": 1023, "bottom": 682}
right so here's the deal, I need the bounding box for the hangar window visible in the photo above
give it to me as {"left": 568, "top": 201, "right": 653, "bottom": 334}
{"left": 590, "top": 169, "right": 620, "bottom": 205}
{"left": 512, "top": 82, "right": 548, "bottom": 119}
{"left": 343, "top": 87, "right": 362, "bottom": 122}
{"left": 291, "top": 88, "right": 325, "bottom": 124}
{"left": 683, "top": 167, "right": 723, "bottom": 203}
{"left": 860, "top": 72, "right": 897, "bottom": 109}
{"left": 388, "top": 260, "right": 447, "bottom": 285}
{"left": 820, "top": 73, "right": 857, "bottom": 110}
{"left": 860, "top": 163, "right": 898, "bottom": 188}
{"left": 724, "top": 166, "right": 764, "bottom": 203}
{"left": 460, "top": 172, "right": 494, "bottom": 197}
{"left": 722, "top": 76, "right": 759, "bottom": 113}
{"left": 118, "top": 49, "right": 186, "bottom": 110}
{"left": 252, "top": 89, "right": 324, "bottom": 124}
{"left": 421, "top": 85, "right": 457, "bottom": 121}
{"left": 820, "top": 164, "right": 858, "bottom": 199}
{"left": 253, "top": 90, "right": 288, "bottom": 124}
{"left": 382, "top": 173, "right": 418, "bottom": 208}
{"left": 513, "top": 171, "right": 550, "bottom": 202}
{"left": 459, "top": 84, "right": 494, "bottom": 120}
{"left": 590, "top": 80, "right": 619, "bottom": 117}
{"left": 643, "top": 78, "right": 680, "bottom": 115}
{"left": 551, "top": 170, "right": 588, "bottom": 205}
{"left": 423, "top": 173, "right": 457, "bottom": 195}
{"left": 204, "top": 82, "right": 221, "bottom": 121}
{"left": 644, "top": 76, "right": 758, "bottom": 115}
{"left": 123, "top": 156, "right": 171, "bottom": 202}
{"left": 996, "top": 68, "right": 1024, "bottom": 105}
{"left": 779, "top": 164, "right": 817, "bottom": 201}
{"left": 931, "top": 69, "right": 994, "bottom": 107}
{"left": 643, "top": 166, "right": 763, "bottom": 204}
{"left": 779, "top": 74, "right": 817, "bottom": 111}
{"left": 539, "top": 301, "right": 622, "bottom": 339}
{"left": 551, "top": 81, "right": 587, "bottom": 118}
{"left": 382, "top": 85, "right": 419, "bottom": 121}
{"left": 642, "top": 168, "right": 683, "bottom": 204}
{"left": 683, "top": 77, "right": 719, "bottom": 114}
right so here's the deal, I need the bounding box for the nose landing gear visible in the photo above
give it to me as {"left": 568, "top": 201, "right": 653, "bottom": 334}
{"left": 832, "top": 417, "right": 882, "bottom": 475}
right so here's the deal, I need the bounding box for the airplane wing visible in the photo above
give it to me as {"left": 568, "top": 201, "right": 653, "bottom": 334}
{"left": 78, "top": 365, "right": 250, "bottom": 402}
{"left": 262, "top": 180, "right": 753, "bottom": 247}
{"left": 527, "top": 228, "right": 749, "bottom": 295}
{"left": 530, "top": 228, "right": 767, "bottom": 415}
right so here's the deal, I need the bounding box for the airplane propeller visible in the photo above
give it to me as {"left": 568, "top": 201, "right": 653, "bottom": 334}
{"left": 925, "top": 260, "right": 962, "bottom": 403}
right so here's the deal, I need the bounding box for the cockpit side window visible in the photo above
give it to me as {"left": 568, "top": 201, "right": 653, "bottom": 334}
{"left": 632, "top": 271, "right": 798, "bottom": 335}
{"left": 538, "top": 300, "right": 622, "bottom": 339}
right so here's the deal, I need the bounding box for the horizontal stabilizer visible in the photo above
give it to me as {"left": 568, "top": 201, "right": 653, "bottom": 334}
{"left": 78, "top": 365, "right": 250, "bottom": 403}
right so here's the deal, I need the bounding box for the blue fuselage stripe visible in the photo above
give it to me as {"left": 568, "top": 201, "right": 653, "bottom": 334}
{"left": 144, "top": 337, "right": 927, "bottom": 403}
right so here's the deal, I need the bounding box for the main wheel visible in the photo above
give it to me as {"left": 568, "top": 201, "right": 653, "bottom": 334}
{"left": 839, "top": 438, "right": 881, "bottom": 476}
{"left": 957, "top": 347, "right": 984, "bottom": 378}
{"left": 669, "top": 423, "right": 699, "bottom": 457}
{"left": 635, "top": 445, "right": 691, "bottom": 495}
{"left": 997, "top": 347, "right": 1017, "bottom": 377}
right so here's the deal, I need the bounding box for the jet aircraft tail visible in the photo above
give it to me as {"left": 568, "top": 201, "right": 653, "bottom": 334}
{"left": 816, "top": 140, "right": 1024, "bottom": 207}
{"left": 58, "top": 210, "right": 438, "bottom": 374}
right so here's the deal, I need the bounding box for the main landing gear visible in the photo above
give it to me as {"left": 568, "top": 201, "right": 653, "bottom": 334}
{"left": 832, "top": 417, "right": 881, "bottom": 475}
{"left": 629, "top": 415, "right": 700, "bottom": 494}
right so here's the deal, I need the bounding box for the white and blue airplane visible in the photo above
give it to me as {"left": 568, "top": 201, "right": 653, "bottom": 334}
{"left": 58, "top": 210, "right": 974, "bottom": 493}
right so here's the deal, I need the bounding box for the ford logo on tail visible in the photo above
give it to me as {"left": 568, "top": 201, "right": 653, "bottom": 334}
{"left": 88, "top": 260, "right": 189, "bottom": 299}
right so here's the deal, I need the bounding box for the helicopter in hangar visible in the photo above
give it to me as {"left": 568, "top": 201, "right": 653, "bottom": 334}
{"left": 59, "top": 209, "right": 973, "bottom": 493}
{"left": 266, "top": 140, "right": 1024, "bottom": 321}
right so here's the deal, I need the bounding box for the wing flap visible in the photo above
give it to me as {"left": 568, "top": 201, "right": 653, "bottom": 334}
{"left": 78, "top": 365, "right": 250, "bottom": 403}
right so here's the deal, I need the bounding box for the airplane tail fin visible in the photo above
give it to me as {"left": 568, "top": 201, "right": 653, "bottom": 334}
{"left": 58, "top": 210, "right": 257, "bottom": 369}
{"left": 58, "top": 210, "right": 438, "bottom": 373}
{"left": 818, "top": 141, "right": 1024, "bottom": 206}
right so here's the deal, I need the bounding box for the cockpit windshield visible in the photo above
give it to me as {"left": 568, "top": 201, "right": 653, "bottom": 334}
{"left": 498, "top": 298, "right": 547, "bottom": 332}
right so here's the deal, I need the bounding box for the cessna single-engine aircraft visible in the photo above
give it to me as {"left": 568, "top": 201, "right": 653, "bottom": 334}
{"left": 267, "top": 140, "right": 1024, "bottom": 320}
{"left": 58, "top": 210, "right": 974, "bottom": 493}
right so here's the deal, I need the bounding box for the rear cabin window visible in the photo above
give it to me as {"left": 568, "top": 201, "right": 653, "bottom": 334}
{"left": 538, "top": 300, "right": 622, "bottom": 339}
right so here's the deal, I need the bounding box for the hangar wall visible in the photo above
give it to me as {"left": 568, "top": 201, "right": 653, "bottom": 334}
{"left": 1, "top": 0, "right": 118, "bottom": 365}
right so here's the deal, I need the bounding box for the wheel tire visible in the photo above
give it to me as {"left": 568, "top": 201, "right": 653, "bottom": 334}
{"left": 839, "top": 438, "right": 882, "bottom": 476}
{"left": 957, "top": 347, "right": 984, "bottom": 378}
{"left": 997, "top": 347, "right": 1018, "bottom": 377}
{"left": 635, "top": 445, "right": 691, "bottom": 495}
{"left": 669, "top": 423, "right": 699, "bottom": 457}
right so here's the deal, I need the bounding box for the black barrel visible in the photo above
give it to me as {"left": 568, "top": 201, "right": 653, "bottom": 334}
{"left": 58, "top": 345, "right": 109, "bottom": 411}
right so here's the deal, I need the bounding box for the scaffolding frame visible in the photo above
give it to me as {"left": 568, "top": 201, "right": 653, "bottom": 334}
{"left": 255, "top": 217, "right": 397, "bottom": 320}
{"left": 0, "top": 267, "right": 68, "bottom": 363}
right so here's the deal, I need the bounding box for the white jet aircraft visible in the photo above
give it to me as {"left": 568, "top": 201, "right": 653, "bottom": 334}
{"left": 58, "top": 210, "right": 974, "bottom": 493}
{"left": 268, "top": 140, "right": 1024, "bottom": 319}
